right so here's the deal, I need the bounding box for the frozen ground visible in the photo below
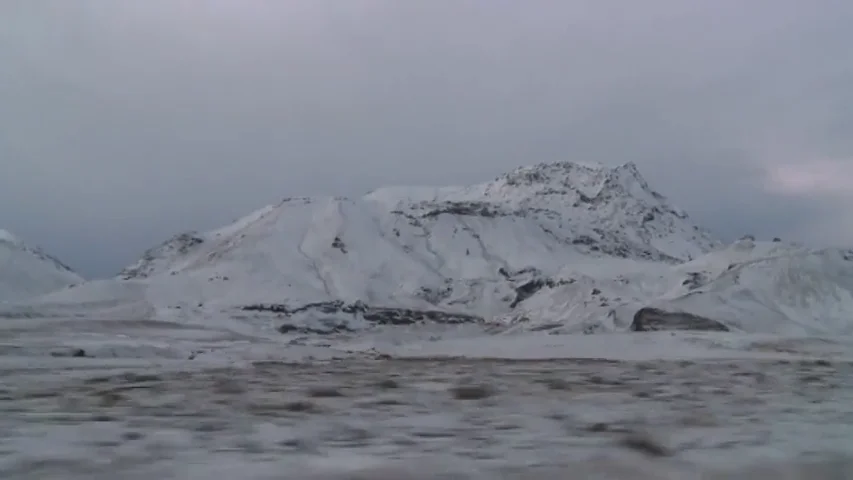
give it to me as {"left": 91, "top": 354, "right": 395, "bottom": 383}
{"left": 2, "top": 317, "right": 853, "bottom": 479}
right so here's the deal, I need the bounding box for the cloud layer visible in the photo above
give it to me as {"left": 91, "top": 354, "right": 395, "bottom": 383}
{"left": 2, "top": 0, "right": 852, "bottom": 277}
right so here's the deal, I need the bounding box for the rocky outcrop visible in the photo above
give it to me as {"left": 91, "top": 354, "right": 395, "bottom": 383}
{"left": 630, "top": 307, "right": 729, "bottom": 332}
{"left": 242, "top": 301, "right": 483, "bottom": 334}
{"left": 681, "top": 272, "right": 707, "bottom": 291}
{"left": 120, "top": 233, "right": 204, "bottom": 279}
{"left": 509, "top": 277, "right": 576, "bottom": 308}
{"left": 363, "top": 307, "right": 482, "bottom": 326}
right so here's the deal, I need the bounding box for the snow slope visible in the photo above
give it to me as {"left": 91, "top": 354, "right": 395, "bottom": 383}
{"left": 8, "top": 162, "right": 853, "bottom": 337}
{"left": 500, "top": 238, "right": 853, "bottom": 335}
{"left": 650, "top": 241, "right": 853, "bottom": 335}
{"left": 0, "top": 229, "right": 83, "bottom": 302}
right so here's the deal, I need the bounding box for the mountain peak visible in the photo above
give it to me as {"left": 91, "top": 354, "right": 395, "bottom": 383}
{"left": 500, "top": 160, "right": 639, "bottom": 177}
{"left": 481, "top": 161, "right": 668, "bottom": 216}
{"left": 494, "top": 161, "right": 649, "bottom": 193}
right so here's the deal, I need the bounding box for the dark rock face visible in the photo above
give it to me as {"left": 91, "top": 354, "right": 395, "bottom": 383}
{"left": 496, "top": 266, "right": 576, "bottom": 309}
{"left": 331, "top": 236, "right": 347, "bottom": 253}
{"left": 419, "top": 201, "right": 505, "bottom": 219}
{"left": 510, "top": 277, "right": 576, "bottom": 308}
{"left": 277, "top": 322, "right": 354, "bottom": 335}
{"left": 242, "top": 301, "right": 483, "bottom": 335}
{"left": 510, "top": 280, "right": 545, "bottom": 308}
{"left": 243, "top": 300, "right": 365, "bottom": 316}
{"left": 630, "top": 307, "right": 729, "bottom": 332}
{"left": 681, "top": 272, "right": 706, "bottom": 291}
{"left": 363, "top": 307, "right": 481, "bottom": 326}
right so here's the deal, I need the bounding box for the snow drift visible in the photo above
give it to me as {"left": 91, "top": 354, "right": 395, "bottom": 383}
{"left": 0, "top": 229, "right": 83, "bottom": 302}
{"left": 7, "top": 162, "right": 853, "bottom": 336}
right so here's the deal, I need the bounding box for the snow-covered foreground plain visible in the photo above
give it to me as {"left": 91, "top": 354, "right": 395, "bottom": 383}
{"left": 2, "top": 315, "right": 853, "bottom": 479}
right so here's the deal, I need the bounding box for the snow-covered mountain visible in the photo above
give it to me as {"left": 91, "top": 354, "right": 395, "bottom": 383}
{"left": 0, "top": 229, "right": 83, "bottom": 302}
{"left": 95, "top": 162, "right": 712, "bottom": 324}
{"left": 10, "top": 162, "right": 853, "bottom": 336}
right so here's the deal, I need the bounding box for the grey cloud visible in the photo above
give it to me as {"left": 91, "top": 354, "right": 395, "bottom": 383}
{"left": 1, "top": 0, "right": 852, "bottom": 277}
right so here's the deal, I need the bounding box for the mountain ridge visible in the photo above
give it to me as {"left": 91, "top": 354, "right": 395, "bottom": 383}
{"left": 0, "top": 229, "right": 83, "bottom": 302}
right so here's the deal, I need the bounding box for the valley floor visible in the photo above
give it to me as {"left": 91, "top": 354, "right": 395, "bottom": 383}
{"left": 2, "top": 318, "right": 853, "bottom": 478}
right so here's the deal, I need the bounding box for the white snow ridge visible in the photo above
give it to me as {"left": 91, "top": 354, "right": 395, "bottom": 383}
{"left": 9, "top": 161, "right": 853, "bottom": 337}
{"left": 0, "top": 229, "right": 82, "bottom": 302}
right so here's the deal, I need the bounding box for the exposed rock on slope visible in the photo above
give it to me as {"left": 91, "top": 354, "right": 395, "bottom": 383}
{"left": 0, "top": 229, "right": 83, "bottom": 302}
{"left": 629, "top": 307, "right": 729, "bottom": 332}
{"left": 241, "top": 301, "right": 484, "bottom": 335}
{"left": 120, "top": 233, "right": 205, "bottom": 280}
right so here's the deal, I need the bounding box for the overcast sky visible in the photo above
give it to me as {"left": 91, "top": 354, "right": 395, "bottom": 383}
{"left": 1, "top": 0, "right": 852, "bottom": 278}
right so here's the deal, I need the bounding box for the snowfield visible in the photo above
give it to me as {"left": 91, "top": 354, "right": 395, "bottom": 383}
{"left": 2, "top": 161, "right": 853, "bottom": 477}
{"left": 2, "top": 340, "right": 853, "bottom": 479}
